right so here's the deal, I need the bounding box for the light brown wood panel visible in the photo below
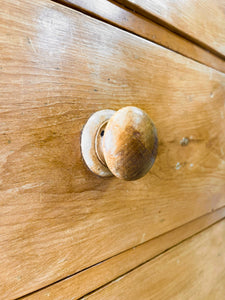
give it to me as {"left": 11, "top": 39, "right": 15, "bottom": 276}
{"left": 54, "top": 0, "right": 225, "bottom": 73}
{"left": 116, "top": 0, "right": 225, "bottom": 58}
{"left": 22, "top": 207, "right": 225, "bottom": 300}
{"left": 85, "top": 219, "right": 225, "bottom": 300}
{"left": 0, "top": 0, "right": 225, "bottom": 299}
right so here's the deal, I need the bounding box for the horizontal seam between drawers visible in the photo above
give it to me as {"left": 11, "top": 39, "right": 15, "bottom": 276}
{"left": 18, "top": 205, "right": 225, "bottom": 300}
{"left": 78, "top": 216, "right": 225, "bottom": 299}
{"left": 50, "top": 0, "right": 225, "bottom": 75}
{"left": 114, "top": 0, "right": 225, "bottom": 61}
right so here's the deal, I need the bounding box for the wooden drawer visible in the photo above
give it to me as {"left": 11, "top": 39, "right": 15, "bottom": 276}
{"left": 85, "top": 219, "right": 225, "bottom": 300}
{"left": 21, "top": 208, "right": 225, "bottom": 299}
{"left": 0, "top": 0, "right": 225, "bottom": 298}
{"left": 117, "top": 0, "right": 225, "bottom": 58}
{"left": 54, "top": 0, "right": 225, "bottom": 73}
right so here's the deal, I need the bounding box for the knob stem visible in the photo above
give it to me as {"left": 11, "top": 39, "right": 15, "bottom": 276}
{"left": 95, "top": 120, "right": 108, "bottom": 166}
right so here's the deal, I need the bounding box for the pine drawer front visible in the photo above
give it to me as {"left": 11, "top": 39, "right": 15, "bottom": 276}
{"left": 117, "top": 0, "right": 225, "bottom": 57}
{"left": 0, "top": 0, "right": 225, "bottom": 298}
{"left": 85, "top": 219, "right": 225, "bottom": 300}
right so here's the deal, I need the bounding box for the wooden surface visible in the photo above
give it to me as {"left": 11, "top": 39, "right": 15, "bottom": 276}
{"left": 85, "top": 219, "right": 225, "bottom": 300}
{"left": 22, "top": 207, "right": 225, "bottom": 300}
{"left": 54, "top": 0, "right": 225, "bottom": 73}
{"left": 103, "top": 107, "right": 158, "bottom": 180}
{"left": 116, "top": 0, "right": 225, "bottom": 58}
{"left": 1, "top": 0, "right": 225, "bottom": 299}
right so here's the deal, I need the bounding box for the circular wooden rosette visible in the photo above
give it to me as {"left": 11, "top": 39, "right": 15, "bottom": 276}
{"left": 81, "top": 109, "right": 115, "bottom": 177}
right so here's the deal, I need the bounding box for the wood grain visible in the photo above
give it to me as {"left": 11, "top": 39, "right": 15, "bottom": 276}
{"left": 0, "top": 0, "right": 225, "bottom": 298}
{"left": 116, "top": 0, "right": 225, "bottom": 58}
{"left": 54, "top": 0, "right": 225, "bottom": 73}
{"left": 22, "top": 207, "right": 225, "bottom": 300}
{"left": 85, "top": 219, "right": 225, "bottom": 300}
{"left": 102, "top": 106, "right": 158, "bottom": 180}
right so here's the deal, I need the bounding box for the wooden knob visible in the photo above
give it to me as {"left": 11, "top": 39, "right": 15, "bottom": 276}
{"left": 81, "top": 106, "right": 158, "bottom": 181}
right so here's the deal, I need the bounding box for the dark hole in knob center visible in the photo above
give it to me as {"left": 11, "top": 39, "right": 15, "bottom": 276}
{"left": 101, "top": 130, "right": 104, "bottom": 137}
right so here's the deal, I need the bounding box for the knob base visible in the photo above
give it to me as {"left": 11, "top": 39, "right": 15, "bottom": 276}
{"left": 81, "top": 109, "right": 115, "bottom": 177}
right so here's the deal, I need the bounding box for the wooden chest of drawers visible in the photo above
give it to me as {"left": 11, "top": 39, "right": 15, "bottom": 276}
{"left": 0, "top": 0, "right": 225, "bottom": 299}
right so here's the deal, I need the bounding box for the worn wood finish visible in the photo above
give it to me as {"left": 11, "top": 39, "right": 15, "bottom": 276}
{"left": 54, "top": 0, "right": 225, "bottom": 73}
{"left": 1, "top": 0, "right": 225, "bottom": 298}
{"left": 85, "top": 219, "right": 225, "bottom": 300}
{"left": 102, "top": 106, "right": 158, "bottom": 180}
{"left": 81, "top": 106, "right": 157, "bottom": 180}
{"left": 116, "top": 0, "right": 225, "bottom": 58}
{"left": 22, "top": 207, "right": 225, "bottom": 300}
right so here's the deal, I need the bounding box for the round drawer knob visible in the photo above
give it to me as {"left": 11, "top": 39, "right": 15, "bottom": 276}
{"left": 81, "top": 106, "right": 158, "bottom": 181}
